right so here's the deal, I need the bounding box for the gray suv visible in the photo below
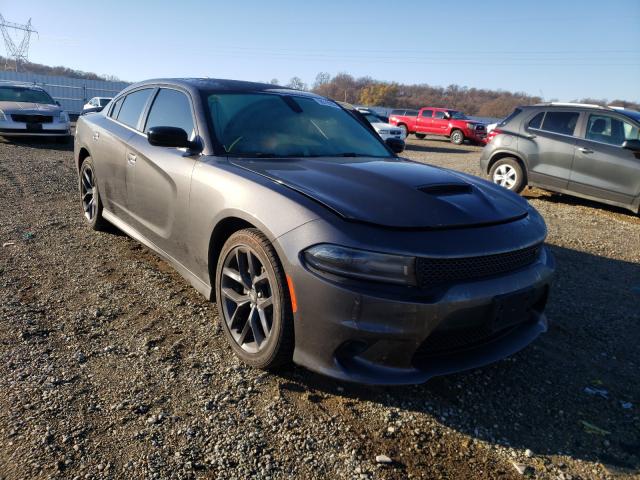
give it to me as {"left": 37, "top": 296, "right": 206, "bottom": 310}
{"left": 480, "top": 103, "right": 640, "bottom": 214}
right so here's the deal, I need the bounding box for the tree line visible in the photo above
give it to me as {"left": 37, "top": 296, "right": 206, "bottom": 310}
{"left": 0, "top": 56, "right": 121, "bottom": 82}
{"left": 274, "top": 73, "right": 640, "bottom": 118}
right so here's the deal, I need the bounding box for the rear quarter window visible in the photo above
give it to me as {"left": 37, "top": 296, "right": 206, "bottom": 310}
{"left": 528, "top": 112, "right": 544, "bottom": 129}
{"left": 499, "top": 108, "right": 523, "bottom": 127}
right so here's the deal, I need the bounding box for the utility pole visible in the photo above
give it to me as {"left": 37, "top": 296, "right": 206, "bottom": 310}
{"left": 0, "top": 14, "right": 37, "bottom": 72}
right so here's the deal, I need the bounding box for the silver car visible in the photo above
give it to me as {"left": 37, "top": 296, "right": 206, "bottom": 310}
{"left": 480, "top": 103, "right": 640, "bottom": 214}
{"left": 74, "top": 78, "right": 554, "bottom": 385}
{"left": 0, "top": 83, "right": 71, "bottom": 141}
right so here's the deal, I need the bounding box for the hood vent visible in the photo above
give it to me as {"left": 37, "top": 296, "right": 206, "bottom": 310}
{"left": 418, "top": 183, "right": 472, "bottom": 196}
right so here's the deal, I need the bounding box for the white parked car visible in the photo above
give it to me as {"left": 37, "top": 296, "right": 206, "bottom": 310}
{"left": 82, "top": 97, "right": 112, "bottom": 112}
{"left": 0, "top": 83, "right": 71, "bottom": 142}
{"left": 359, "top": 109, "right": 406, "bottom": 141}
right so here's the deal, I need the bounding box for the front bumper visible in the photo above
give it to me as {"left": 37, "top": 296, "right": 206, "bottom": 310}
{"left": 464, "top": 128, "right": 488, "bottom": 144}
{"left": 0, "top": 122, "right": 71, "bottom": 137}
{"left": 377, "top": 131, "right": 406, "bottom": 141}
{"left": 286, "top": 243, "right": 554, "bottom": 385}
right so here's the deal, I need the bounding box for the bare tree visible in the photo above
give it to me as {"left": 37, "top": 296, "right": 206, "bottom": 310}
{"left": 286, "top": 77, "right": 307, "bottom": 91}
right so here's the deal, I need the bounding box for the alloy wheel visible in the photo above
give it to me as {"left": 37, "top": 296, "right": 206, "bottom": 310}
{"left": 80, "top": 165, "right": 98, "bottom": 221}
{"left": 220, "top": 246, "right": 274, "bottom": 354}
{"left": 493, "top": 164, "right": 518, "bottom": 189}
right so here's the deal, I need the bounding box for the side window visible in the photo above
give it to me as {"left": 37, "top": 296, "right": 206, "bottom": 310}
{"left": 406, "top": 109, "right": 419, "bottom": 116}
{"left": 109, "top": 97, "right": 124, "bottom": 118}
{"left": 144, "top": 89, "right": 195, "bottom": 138}
{"left": 116, "top": 88, "right": 153, "bottom": 129}
{"left": 586, "top": 114, "right": 638, "bottom": 146}
{"left": 528, "top": 112, "right": 544, "bottom": 129}
{"left": 421, "top": 110, "right": 433, "bottom": 118}
{"left": 434, "top": 111, "right": 446, "bottom": 119}
{"left": 541, "top": 111, "right": 579, "bottom": 136}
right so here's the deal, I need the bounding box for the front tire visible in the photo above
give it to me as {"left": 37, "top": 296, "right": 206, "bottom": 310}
{"left": 79, "top": 157, "right": 108, "bottom": 230}
{"left": 215, "top": 228, "right": 294, "bottom": 370}
{"left": 489, "top": 157, "right": 526, "bottom": 193}
{"left": 450, "top": 129, "right": 465, "bottom": 145}
{"left": 398, "top": 124, "right": 408, "bottom": 137}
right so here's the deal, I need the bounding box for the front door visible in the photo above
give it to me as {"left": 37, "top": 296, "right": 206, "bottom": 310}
{"left": 432, "top": 110, "right": 449, "bottom": 135}
{"left": 125, "top": 87, "right": 200, "bottom": 265}
{"left": 415, "top": 109, "right": 433, "bottom": 133}
{"left": 569, "top": 113, "right": 640, "bottom": 206}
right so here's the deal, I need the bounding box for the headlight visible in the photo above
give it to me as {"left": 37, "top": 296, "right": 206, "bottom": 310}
{"left": 378, "top": 129, "right": 390, "bottom": 135}
{"left": 303, "top": 244, "right": 416, "bottom": 285}
{"left": 466, "top": 122, "right": 476, "bottom": 129}
{"left": 0, "top": 109, "right": 6, "bottom": 121}
{"left": 59, "top": 111, "right": 69, "bottom": 122}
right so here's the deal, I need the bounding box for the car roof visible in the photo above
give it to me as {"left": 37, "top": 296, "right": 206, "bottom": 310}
{"left": 0, "top": 82, "right": 45, "bottom": 90}
{"left": 123, "top": 78, "right": 312, "bottom": 96}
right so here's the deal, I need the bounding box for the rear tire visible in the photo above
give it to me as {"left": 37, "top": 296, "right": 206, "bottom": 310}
{"left": 415, "top": 133, "right": 426, "bottom": 139}
{"left": 450, "top": 129, "right": 465, "bottom": 145}
{"left": 489, "top": 157, "right": 526, "bottom": 193}
{"left": 79, "top": 157, "right": 108, "bottom": 230}
{"left": 215, "top": 228, "right": 294, "bottom": 370}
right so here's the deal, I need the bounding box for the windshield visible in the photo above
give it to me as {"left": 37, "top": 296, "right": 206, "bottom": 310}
{"left": 0, "top": 86, "right": 56, "bottom": 105}
{"left": 448, "top": 110, "right": 467, "bottom": 120}
{"left": 206, "top": 92, "right": 390, "bottom": 158}
{"left": 99, "top": 98, "right": 111, "bottom": 107}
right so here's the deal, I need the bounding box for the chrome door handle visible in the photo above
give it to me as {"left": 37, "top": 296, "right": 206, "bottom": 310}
{"left": 579, "top": 147, "right": 594, "bottom": 154}
{"left": 92, "top": 132, "right": 99, "bottom": 141}
{"left": 127, "top": 152, "right": 137, "bottom": 165}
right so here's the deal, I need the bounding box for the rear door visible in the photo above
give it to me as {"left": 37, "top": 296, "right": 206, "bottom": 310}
{"left": 125, "top": 87, "right": 200, "bottom": 263}
{"left": 569, "top": 112, "right": 640, "bottom": 206}
{"left": 414, "top": 109, "right": 433, "bottom": 133}
{"left": 95, "top": 88, "right": 154, "bottom": 221}
{"left": 523, "top": 110, "right": 580, "bottom": 190}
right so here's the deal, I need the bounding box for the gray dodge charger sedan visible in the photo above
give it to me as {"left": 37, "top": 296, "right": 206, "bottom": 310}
{"left": 74, "top": 78, "right": 555, "bottom": 385}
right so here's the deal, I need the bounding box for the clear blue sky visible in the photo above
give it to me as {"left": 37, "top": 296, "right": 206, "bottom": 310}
{"left": 2, "top": 0, "right": 639, "bottom": 101}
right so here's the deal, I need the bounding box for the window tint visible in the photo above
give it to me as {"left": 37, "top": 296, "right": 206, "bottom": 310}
{"left": 390, "top": 109, "right": 405, "bottom": 115}
{"left": 434, "top": 111, "right": 446, "bottom": 119}
{"left": 110, "top": 97, "right": 124, "bottom": 118}
{"left": 405, "top": 109, "right": 419, "bottom": 116}
{"left": 528, "top": 112, "right": 544, "bottom": 129}
{"left": 421, "top": 109, "right": 433, "bottom": 118}
{"left": 145, "top": 89, "right": 195, "bottom": 138}
{"left": 541, "top": 111, "right": 579, "bottom": 136}
{"left": 116, "top": 89, "right": 153, "bottom": 129}
{"left": 586, "top": 114, "right": 639, "bottom": 146}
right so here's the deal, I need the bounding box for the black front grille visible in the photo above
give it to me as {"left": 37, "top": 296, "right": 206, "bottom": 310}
{"left": 416, "top": 244, "right": 541, "bottom": 287}
{"left": 11, "top": 114, "right": 53, "bottom": 124}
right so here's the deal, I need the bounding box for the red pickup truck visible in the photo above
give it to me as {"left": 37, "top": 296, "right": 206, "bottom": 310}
{"left": 389, "top": 107, "right": 487, "bottom": 145}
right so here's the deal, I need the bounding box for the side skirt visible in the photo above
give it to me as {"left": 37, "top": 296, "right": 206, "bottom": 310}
{"left": 102, "top": 209, "right": 212, "bottom": 299}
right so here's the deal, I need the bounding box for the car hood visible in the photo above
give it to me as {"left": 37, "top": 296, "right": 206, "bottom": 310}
{"left": 230, "top": 157, "right": 528, "bottom": 228}
{"left": 0, "top": 101, "right": 62, "bottom": 115}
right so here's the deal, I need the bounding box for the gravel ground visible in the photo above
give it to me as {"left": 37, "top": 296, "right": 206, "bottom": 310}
{"left": 0, "top": 135, "right": 638, "bottom": 480}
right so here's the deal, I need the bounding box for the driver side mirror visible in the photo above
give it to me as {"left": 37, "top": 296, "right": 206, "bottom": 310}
{"left": 622, "top": 139, "right": 640, "bottom": 152}
{"left": 385, "top": 137, "right": 405, "bottom": 154}
{"left": 148, "top": 126, "right": 196, "bottom": 150}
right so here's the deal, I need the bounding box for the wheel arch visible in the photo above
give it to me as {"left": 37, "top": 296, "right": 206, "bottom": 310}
{"left": 486, "top": 150, "right": 528, "bottom": 175}
{"left": 208, "top": 216, "right": 257, "bottom": 300}
{"left": 77, "top": 146, "right": 91, "bottom": 172}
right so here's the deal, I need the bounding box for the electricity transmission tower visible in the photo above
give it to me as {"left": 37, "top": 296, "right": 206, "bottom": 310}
{"left": 0, "top": 14, "right": 37, "bottom": 71}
